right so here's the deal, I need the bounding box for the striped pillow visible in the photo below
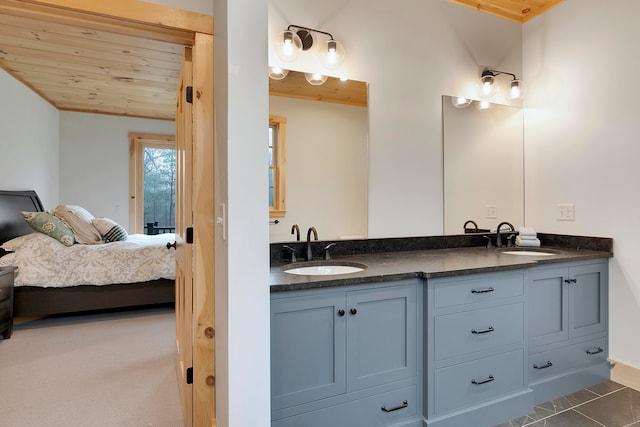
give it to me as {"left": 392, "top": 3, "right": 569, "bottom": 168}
{"left": 91, "top": 218, "right": 128, "bottom": 242}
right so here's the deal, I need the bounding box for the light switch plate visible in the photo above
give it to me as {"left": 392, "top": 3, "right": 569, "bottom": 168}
{"left": 485, "top": 204, "right": 497, "bottom": 219}
{"left": 557, "top": 204, "right": 575, "bottom": 221}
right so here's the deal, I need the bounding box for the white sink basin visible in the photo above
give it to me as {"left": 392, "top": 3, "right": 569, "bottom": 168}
{"left": 283, "top": 262, "right": 367, "bottom": 276}
{"left": 500, "top": 249, "right": 559, "bottom": 256}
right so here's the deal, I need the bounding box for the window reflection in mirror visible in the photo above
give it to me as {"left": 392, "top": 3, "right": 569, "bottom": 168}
{"left": 442, "top": 96, "right": 524, "bottom": 235}
{"left": 268, "top": 71, "right": 368, "bottom": 242}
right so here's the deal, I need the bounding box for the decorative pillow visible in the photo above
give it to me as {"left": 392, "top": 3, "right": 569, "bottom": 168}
{"left": 51, "top": 205, "right": 103, "bottom": 244}
{"left": 1, "top": 234, "right": 30, "bottom": 252}
{"left": 21, "top": 211, "right": 75, "bottom": 247}
{"left": 92, "top": 217, "right": 128, "bottom": 242}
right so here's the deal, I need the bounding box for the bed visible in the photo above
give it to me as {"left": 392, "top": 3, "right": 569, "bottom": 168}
{"left": 0, "top": 190, "right": 175, "bottom": 317}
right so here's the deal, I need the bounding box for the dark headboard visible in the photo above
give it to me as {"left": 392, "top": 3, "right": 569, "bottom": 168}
{"left": 0, "top": 190, "right": 44, "bottom": 247}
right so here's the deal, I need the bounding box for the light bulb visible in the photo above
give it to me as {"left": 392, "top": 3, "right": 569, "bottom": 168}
{"left": 479, "top": 75, "right": 496, "bottom": 98}
{"left": 304, "top": 73, "right": 328, "bottom": 86}
{"left": 508, "top": 79, "right": 525, "bottom": 100}
{"left": 276, "top": 30, "right": 302, "bottom": 62}
{"left": 477, "top": 99, "right": 493, "bottom": 110}
{"left": 320, "top": 39, "right": 345, "bottom": 70}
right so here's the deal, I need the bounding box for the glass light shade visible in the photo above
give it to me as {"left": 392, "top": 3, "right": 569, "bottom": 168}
{"left": 268, "top": 67, "right": 289, "bottom": 80}
{"left": 479, "top": 75, "right": 496, "bottom": 98}
{"left": 320, "top": 39, "right": 345, "bottom": 70}
{"left": 451, "top": 97, "right": 472, "bottom": 108}
{"left": 276, "top": 30, "right": 302, "bottom": 62}
{"left": 508, "top": 79, "right": 526, "bottom": 100}
{"left": 304, "top": 73, "right": 328, "bottom": 86}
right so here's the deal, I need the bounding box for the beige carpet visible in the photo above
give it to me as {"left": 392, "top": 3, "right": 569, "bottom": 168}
{"left": 0, "top": 306, "right": 183, "bottom": 427}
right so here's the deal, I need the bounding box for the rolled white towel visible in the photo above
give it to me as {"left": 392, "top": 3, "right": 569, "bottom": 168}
{"left": 516, "top": 236, "right": 540, "bottom": 247}
{"left": 518, "top": 226, "right": 537, "bottom": 237}
{"left": 518, "top": 234, "right": 538, "bottom": 240}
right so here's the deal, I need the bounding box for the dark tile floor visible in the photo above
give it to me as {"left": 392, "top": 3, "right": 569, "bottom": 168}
{"left": 496, "top": 381, "right": 640, "bottom": 427}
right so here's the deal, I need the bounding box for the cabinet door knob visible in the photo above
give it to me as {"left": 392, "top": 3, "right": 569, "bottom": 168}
{"left": 337, "top": 309, "right": 345, "bottom": 317}
{"left": 350, "top": 308, "right": 357, "bottom": 315}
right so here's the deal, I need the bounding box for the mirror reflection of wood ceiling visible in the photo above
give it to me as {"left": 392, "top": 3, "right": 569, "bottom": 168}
{"left": 269, "top": 71, "right": 367, "bottom": 108}
{"left": 448, "top": 0, "right": 564, "bottom": 23}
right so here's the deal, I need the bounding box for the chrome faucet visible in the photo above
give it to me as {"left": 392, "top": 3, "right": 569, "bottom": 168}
{"left": 495, "top": 221, "right": 515, "bottom": 248}
{"left": 291, "top": 224, "right": 300, "bottom": 241}
{"left": 306, "top": 227, "right": 318, "bottom": 261}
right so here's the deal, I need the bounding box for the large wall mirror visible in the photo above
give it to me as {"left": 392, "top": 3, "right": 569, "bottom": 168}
{"left": 269, "top": 71, "right": 369, "bottom": 242}
{"left": 443, "top": 95, "right": 524, "bottom": 234}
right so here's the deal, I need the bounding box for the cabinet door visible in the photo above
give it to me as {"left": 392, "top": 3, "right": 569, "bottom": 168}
{"left": 569, "top": 263, "right": 607, "bottom": 338}
{"left": 271, "top": 293, "right": 347, "bottom": 409}
{"left": 346, "top": 284, "right": 417, "bottom": 391}
{"left": 529, "top": 267, "right": 569, "bottom": 348}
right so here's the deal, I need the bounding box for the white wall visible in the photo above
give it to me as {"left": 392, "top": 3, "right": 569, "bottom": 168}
{"left": 268, "top": 95, "right": 368, "bottom": 242}
{"left": 523, "top": 0, "right": 640, "bottom": 370}
{"left": 269, "top": 0, "right": 523, "bottom": 238}
{"left": 214, "top": 0, "right": 270, "bottom": 425}
{"left": 59, "top": 112, "right": 175, "bottom": 230}
{"left": 0, "top": 69, "right": 60, "bottom": 208}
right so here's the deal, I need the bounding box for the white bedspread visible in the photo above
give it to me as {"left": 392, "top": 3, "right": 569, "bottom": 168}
{"left": 3, "top": 232, "right": 176, "bottom": 287}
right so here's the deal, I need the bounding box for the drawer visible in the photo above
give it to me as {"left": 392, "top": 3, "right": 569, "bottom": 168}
{"left": 528, "top": 337, "right": 608, "bottom": 382}
{"left": 434, "top": 349, "right": 524, "bottom": 415}
{"left": 434, "top": 273, "right": 523, "bottom": 309}
{"left": 434, "top": 303, "right": 524, "bottom": 360}
{"left": 272, "top": 385, "right": 417, "bottom": 427}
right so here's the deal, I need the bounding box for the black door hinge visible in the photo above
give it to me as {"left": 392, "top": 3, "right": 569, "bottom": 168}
{"left": 186, "top": 367, "right": 193, "bottom": 384}
{"left": 186, "top": 86, "right": 193, "bottom": 104}
{"left": 186, "top": 227, "right": 194, "bottom": 244}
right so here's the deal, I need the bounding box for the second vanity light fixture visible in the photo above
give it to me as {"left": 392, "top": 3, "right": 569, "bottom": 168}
{"left": 273, "top": 24, "right": 346, "bottom": 85}
{"left": 479, "top": 67, "right": 525, "bottom": 100}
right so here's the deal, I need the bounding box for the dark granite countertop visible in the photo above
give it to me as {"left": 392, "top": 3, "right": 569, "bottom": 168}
{"left": 270, "top": 245, "right": 612, "bottom": 293}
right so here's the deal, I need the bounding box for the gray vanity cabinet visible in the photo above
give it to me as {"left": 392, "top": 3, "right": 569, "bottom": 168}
{"left": 424, "top": 271, "right": 533, "bottom": 427}
{"left": 271, "top": 280, "right": 420, "bottom": 427}
{"left": 527, "top": 260, "right": 609, "bottom": 403}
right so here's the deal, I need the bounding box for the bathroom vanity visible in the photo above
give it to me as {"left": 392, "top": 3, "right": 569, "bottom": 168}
{"left": 269, "top": 235, "right": 612, "bottom": 427}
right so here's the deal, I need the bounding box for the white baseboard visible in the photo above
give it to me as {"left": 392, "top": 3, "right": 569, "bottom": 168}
{"left": 609, "top": 359, "right": 640, "bottom": 392}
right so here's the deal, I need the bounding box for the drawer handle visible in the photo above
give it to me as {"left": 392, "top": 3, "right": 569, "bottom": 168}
{"left": 381, "top": 400, "right": 408, "bottom": 413}
{"left": 471, "top": 375, "right": 494, "bottom": 385}
{"left": 471, "top": 326, "right": 494, "bottom": 334}
{"left": 586, "top": 347, "right": 604, "bottom": 355}
{"left": 471, "top": 287, "right": 494, "bottom": 294}
{"left": 533, "top": 361, "right": 553, "bottom": 370}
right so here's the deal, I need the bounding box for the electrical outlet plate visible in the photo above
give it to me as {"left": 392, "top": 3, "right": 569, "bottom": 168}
{"left": 557, "top": 204, "right": 575, "bottom": 221}
{"left": 485, "top": 204, "right": 497, "bottom": 219}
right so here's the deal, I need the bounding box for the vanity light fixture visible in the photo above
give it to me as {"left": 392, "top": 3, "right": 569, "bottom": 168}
{"left": 275, "top": 24, "right": 346, "bottom": 69}
{"left": 479, "top": 68, "right": 525, "bottom": 100}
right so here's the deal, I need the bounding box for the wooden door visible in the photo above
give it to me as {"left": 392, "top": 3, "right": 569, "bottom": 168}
{"left": 175, "top": 46, "right": 194, "bottom": 426}
{"left": 176, "top": 33, "right": 216, "bottom": 426}
{"left": 191, "top": 32, "right": 216, "bottom": 427}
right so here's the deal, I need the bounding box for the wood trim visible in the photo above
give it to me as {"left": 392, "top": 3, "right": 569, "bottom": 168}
{"left": 269, "top": 115, "right": 287, "bottom": 218}
{"left": 0, "top": 0, "right": 213, "bottom": 38}
{"left": 610, "top": 358, "right": 640, "bottom": 392}
{"left": 191, "top": 32, "right": 216, "bottom": 426}
{"left": 129, "top": 132, "right": 176, "bottom": 234}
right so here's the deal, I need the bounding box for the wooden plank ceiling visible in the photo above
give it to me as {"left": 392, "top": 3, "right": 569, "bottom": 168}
{"left": 449, "top": 0, "right": 564, "bottom": 23}
{"left": 0, "top": 5, "right": 188, "bottom": 121}
{"left": 269, "top": 70, "right": 368, "bottom": 107}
